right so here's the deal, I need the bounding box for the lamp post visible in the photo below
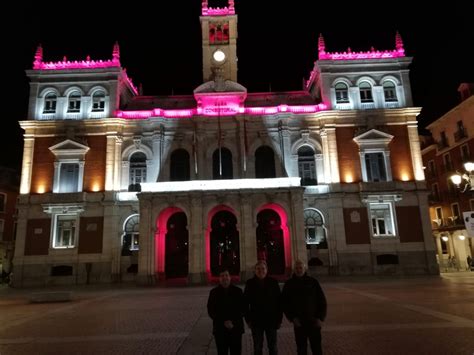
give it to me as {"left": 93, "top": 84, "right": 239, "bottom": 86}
{"left": 450, "top": 161, "right": 474, "bottom": 192}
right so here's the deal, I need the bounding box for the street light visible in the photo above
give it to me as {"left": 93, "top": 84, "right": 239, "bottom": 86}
{"left": 450, "top": 161, "right": 474, "bottom": 192}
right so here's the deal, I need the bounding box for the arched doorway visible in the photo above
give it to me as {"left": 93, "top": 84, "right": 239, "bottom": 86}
{"left": 165, "top": 212, "right": 189, "bottom": 278}
{"left": 256, "top": 209, "right": 285, "bottom": 275}
{"left": 122, "top": 214, "right": 139, "bottom": 274}
{"left": 210, "top": 210, "right": 240, "bottom": 276}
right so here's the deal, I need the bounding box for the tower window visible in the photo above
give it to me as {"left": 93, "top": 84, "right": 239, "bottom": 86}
{"left": 67, "top": 91, "right": 81, "bottom": 113}
{"left": 335, "top": 83, "right": 349, "bottom": 103}
{"left": 383, "top": 81, "right": 397, "bottom": 102}
{"left": 359, "top": 82, "right": 373, "bottom": 103}
{"left": 92, "top": 91, "right": 105, "bottom": 112}
{"left": 43, "top": 93, "right": 57, "bottom": 113}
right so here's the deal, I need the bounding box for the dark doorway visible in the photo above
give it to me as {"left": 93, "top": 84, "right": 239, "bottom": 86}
{"left": 255, "top": 146, "right": 276, "bottom": 178}
{"left": 170, "top": 149, "right": 190, "bottom": 181}
{"left": 256, "top": 209, "right": 285, "bottom": 275}
{"left": 210, "top": 210, "right": 240, "bottom": 276}
{"left": 165, "top": 212, "right": 189, "bottom": 278}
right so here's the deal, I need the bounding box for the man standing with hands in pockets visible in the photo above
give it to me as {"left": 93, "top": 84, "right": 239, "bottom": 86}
{"left": 244, "top": 260, "right": 282, "bottom": 355}
{"left": 282, "top": 260, "right": 327, "bottom": 355}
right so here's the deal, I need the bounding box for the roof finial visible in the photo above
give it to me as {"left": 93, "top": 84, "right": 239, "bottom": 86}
{"left": 228, "top": 0, "right": 235, "bottom": 8}
{"left": 318, "top": 34, "right": 326, "bottom": 55}
{"left": 202, "top": 0, "right": 208, "bottom": 9}
{"left": 112, "top": 41, "right": 120, "bottom": 63}
{"left": 33, "top": 44, "right": 43, "bottom": 69}
{"left": 395, "top": 31, "right": 405, "bottom": 54}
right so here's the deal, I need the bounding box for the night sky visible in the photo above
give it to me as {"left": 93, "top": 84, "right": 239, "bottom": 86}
{"left": 4, "top": 1, "right": 473, "bottom": 171}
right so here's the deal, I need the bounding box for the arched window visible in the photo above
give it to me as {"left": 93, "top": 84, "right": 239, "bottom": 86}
{"left": 383, "top": 81, "right": 397, "bottom": 102}
{"left": 335, "top": 82, "right": 349, "bottom": 103}
{"left": 304, "top": 209, "right": 327, "bottom": 248}
{"left": 359, "top": 82, "right": 373, "bottom": 103}
{"left": 255, "top": 146, "right": 276, "bottom": 178}
{"left": 122, "top": 214, "right": 139, "bottom": 255}
{"left": 170, "top": 149, "right": 190, "bottom": 181}
{"left": 213, "top": 148, "right": 233, "bottom": 179}
{"left": 43, "top": 92, "right": 57, "bottom": 113}
{"left": 129, "top": 152, "right": 147, "bottom": 190}
{"left": 298, "top": 146, "right": 317, "bottom": 186}
{"left": 92, "top": 91, "right": 106, "bottom": 112}
{"left": 67, "top": 91, "right": 81, "bottom": 112}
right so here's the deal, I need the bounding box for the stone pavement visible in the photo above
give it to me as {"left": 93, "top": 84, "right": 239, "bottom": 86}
{"left": 0, "top": 273, "right": 473, "bottom": 354}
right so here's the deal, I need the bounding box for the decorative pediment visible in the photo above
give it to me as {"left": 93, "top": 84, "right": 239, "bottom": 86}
{"left": 49, "top": 139, "right": 90, "bottom": 159}
{"left": 353, "top": 129, "right": 394, "bottom": 147}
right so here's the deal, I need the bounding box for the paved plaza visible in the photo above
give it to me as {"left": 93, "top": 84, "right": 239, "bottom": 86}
{"left": 0, "top": 273, "right": 473, "bottom": 354}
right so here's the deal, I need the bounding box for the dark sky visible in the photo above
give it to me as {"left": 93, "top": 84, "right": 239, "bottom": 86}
{"left": 4, "top": 1, "right": 473, "bottom": 170}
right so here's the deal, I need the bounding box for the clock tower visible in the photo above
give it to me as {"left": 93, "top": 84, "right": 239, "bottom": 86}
{"left": 200, "top": 0, "right": 238, "bottom": 82}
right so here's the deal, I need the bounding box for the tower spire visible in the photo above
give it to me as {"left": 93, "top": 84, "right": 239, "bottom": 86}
{"left": 112, "top": 41, "right": 120, "bottom": 63}
{"left": 33, "top": 44, "right": 43, "bottom": 69}
{"left": 318, "top": 33, "right": 326, "bottom": 56}
{"left": 395, "top": 31, "right": 405, "bottom": 54}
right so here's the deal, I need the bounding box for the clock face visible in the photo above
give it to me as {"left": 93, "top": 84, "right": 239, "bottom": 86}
{"left": 213, "top": 50, "right": 226, "bottom": 62}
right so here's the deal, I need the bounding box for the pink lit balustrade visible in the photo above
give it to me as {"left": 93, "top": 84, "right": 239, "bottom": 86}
{"left": 115, "top": 103, "right": 327, "bottom": 119}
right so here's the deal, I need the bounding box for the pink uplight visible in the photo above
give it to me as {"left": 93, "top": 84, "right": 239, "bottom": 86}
{"left": 115, "top": 102, "right": 326, "bottom": 120}
{"left": 33, "top": 58, "right": 121, "bottom": 70}
{"left": 319, "top": 49, "right": 405, "bottom": 61}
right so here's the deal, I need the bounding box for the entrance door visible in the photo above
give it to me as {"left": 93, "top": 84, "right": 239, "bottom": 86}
{"left": 210, "top": 211, "right": 240, "bottom": 276}
{"left": 256, "top": 209, "right": 285, "bottom": 275}
{"left": 165, "top": 212, "right": 189, "bottom": 278}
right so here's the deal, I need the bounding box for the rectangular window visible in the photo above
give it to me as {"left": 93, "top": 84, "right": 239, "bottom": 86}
{"left": 443, "top": 153, "right": 453, "bottom": 172}
{"left": 439, "top": 131, "right": 449, "bottom": 148}
{"left": 431, "top": 183, "right": 440, "bottom": 201}
{"left": 298, "top": 161, "right": 317, "bottom": 185}
{"left": 435, "top": 206, "right": 443, "bottom": 221}
{"left": 130, "top": 167, "right": 147, "bottom": 185}
{"left": 59, "top": 163, "right": 80, "bottom": 193}
{"left": 53, "top": 215, "right": 77, "bottom": 248}
{"left": 365, "top": 153, "right": 387, "bottom": 182}
{"left": 428, "top": 160, "right": 436, "bottom": 177}
{"left": 451, "top": 203, "right": 461, "bottom": 225}
{"left": 0, "top": 193, "right": 5, "bottom": 212}
{"left": 369, "top": 203, "right": 395, "bottom": 236}
{"left": 0, "top": 219, "right": 4, "bottom": 241}
{"left": 454, "top": 120, "right": 466, "bottom": 141}
{"left": 461, "top": 144, "right": 470, "bottom": 162}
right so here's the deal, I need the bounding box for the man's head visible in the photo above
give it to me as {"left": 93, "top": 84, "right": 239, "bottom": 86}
{"left": 219, "top": 268, "right": 231, "bottom": 288}
{"left": 254, "top": 260, "right": 268, "bottom": 280}
{"left": 294, "top": 260, "right": 306, "bottom": 277}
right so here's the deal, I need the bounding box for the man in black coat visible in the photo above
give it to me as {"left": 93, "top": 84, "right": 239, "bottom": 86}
{"left": 244, "top": 260, "right": 282, "bottom": 355}
{"left": 282, "top": 260, "right": 327, "bottom": 355}
{"left": 207, "top": 268, "right": 246, "bottom": 355}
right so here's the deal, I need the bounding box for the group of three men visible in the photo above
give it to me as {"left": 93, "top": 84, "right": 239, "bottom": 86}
{"left": 207, "top": 260, "right": 327, "bottom": 355}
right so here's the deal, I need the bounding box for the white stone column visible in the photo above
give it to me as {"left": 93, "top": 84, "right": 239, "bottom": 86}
{"left": 372, "top": 86, "right": 384, "bottom": 109}
{"left": 151, "top": 132, "right": 161, "bottom": 182}
{"left": 189, "top": 196, "right": 205, "bottom": 284}
{"left": 240, "top": 197, "right": 256, "bottom": 280}
{"left": 113, "top": 137, "right": 122, "bottom": 190}
{"left": 121, "top": 161, "right": 129, "bottom": 190}
{"left": 20, "top": 138, "right": 35, "bottom": 194}
{"left": 289, "top": 190, "right": 307, "bottom": 268}
{"left": 407, "top": 124, "right": 425, "bottom": 181}
{"left": 105, "top": 136, "right": 116, "bottom": 191}
{"left": 280, "top": 124, "right": 292, "bottom": 177}
{"left": 326, "top": 127, "right": 340, "bottom": 183}
{"left": 315, "top": 154, "right": 324, "bottom": 184}
{"left": 137, "top": 196, "right": 155, "bottom": 285}
{"left": 320, "top": 130, "right": 331, "bottom": 184}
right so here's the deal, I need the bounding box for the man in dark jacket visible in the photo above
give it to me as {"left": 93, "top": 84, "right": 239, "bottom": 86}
{"left": 282, "top": 260, "right": 327, "bottom": 355}
{"left": 244, "top": 260, "right": 282, "bottom": 355}
{"left": 207, "top": 268, "right": 246, "bottom": 355}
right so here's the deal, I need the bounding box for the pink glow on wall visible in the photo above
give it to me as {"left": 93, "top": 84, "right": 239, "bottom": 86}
{"left": 33, "top": 57, "right": 121, "bottom": 70}
{"left": 205, "top": 205, "right": 238, "bottom": 282}
{"left": 319, "top": 48, "right": 405, "bottom": 61}
{"left": 257, "top": 203, "right": 292, "bottom": 273}
{"left": 156, "top": 206, "right": 184, "bottom": 279}
{"left": 115, "top": 103, "right": 326, "bottom": 120}
{"left": 197, "top": 94, "right": 243, "bottom": 116}
{"left": 202, "top": 0, "right": 235, "bottom": 16}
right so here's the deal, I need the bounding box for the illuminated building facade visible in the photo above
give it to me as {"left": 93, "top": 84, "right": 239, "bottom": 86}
{"left": 421, "top": 83, "right": 474, "bottom": 270}
{"left": 13, "top": 1, "right": 438, "bottom": 286}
